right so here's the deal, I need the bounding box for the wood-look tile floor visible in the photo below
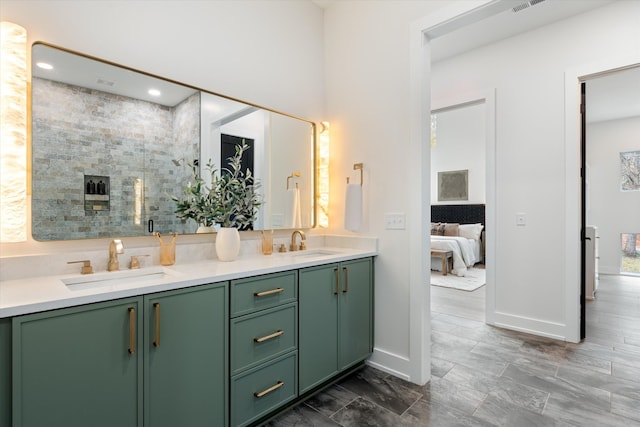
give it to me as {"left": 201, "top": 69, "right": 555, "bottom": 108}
{"left": 265, "top": 273, "right": 640, "bottom": 426}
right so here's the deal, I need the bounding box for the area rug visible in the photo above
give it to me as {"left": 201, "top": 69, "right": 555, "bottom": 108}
{"left": 431, "top": 268, "right": 485, "bottom": 291}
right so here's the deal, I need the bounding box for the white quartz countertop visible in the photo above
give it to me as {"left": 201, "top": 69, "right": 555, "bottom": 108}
{"left": 0, "top": 247, "right": 376, "bottom": 318}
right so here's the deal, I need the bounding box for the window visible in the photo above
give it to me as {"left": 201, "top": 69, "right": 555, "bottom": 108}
{"left": 621, "top": 233, "right": 640, "bottom": 274}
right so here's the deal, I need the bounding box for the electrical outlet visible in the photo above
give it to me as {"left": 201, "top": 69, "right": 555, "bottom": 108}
{"left": 516, "top": 213, "right": 526, "bottom": 226}
{"left": 385, "top": 213, "right": 406, "bottom": 230}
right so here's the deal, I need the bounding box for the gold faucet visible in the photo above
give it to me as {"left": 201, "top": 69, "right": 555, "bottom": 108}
{"left": 290, "top": 230, "right": 306, "bottom": 252}
{"left": 108, "top": 239, "right": 124, "bottom": 271}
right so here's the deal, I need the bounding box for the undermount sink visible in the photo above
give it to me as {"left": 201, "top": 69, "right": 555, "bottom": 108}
{"left": 288, "top": 249, "right": 340, "bottom": 258}
{"left": 63, "top": 266, "right": 177, "bottom": 291}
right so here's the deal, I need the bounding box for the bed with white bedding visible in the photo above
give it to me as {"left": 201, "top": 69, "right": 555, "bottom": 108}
{"left": 431, "top": 235, "right": 479, "bottom": 276}
{"left": 430, "top": 204, "right": 485, "bottom": 277}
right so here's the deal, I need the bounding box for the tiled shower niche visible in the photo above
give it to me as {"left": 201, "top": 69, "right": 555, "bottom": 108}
{"left": 84, "top": 175, "right": 110, "bottom": 212}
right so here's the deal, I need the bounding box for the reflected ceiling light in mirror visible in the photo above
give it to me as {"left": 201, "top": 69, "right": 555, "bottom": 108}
{"left": 148, "top": 88, "right": 161, "bottom": 97}
{"left": 36, "top": 61, "right": 53, "bottom": 70}
{"left": 318, "top": 121, "right": 330, "bottom": 228}
{"left": 0, "top": 21, "right": 28, "bottom": 242}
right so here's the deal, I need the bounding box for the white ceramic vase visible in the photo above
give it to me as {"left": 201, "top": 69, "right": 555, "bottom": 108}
{"left": 215, "top": 227, "right": 240, "bottom": 261}
{"left": 196, "top": 226, "right": 215, "bottom": 234}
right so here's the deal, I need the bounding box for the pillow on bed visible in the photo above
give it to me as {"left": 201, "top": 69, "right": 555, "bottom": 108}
{"left": 444, "top": 223, "right": 459, "bottom": 236}
{"left": 458, "top": 223, "right": 483, "bottom": 241}
{"left": 430, "top": 222, "right": 445, "bottom": 236}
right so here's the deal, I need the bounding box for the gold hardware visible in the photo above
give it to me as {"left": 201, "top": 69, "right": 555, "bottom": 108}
{"left": 254, "top": 381, "right": 284, "bottom": 398}
{"left": 129, "top": 254, "right": 150, "bottom": 269}
{"left": 67, "top": 260, "right": 93, "bottom": 274}
{"left": 254, "top": 288, "right": 284, "bottom": 297}
{"left": 286, "top": 171, "right": 301, "bottom": 190}
{"left": 108, "top": 239, "right": 124, "bottom": 272}
{"left": 343, "top": 266, "right": 349, "bottom": 293}
{"left": 153, "top": 303, "right": 160, "bottom": 347}
{"left": 128, "top": 307, "right": 135, "bottom": 355}
{"left": 290, "top": 230, "right": 306, "bottom": 252}
{"left": 347, "top": 162, "right": 364, "bottom": 186}
{"left": 278, "top": 243, "right": 287, "bottom": 253}
{"left": 334, "top": 267, "right": 340, "bottom": 295}
{"left": 299, "top": 241, "right": 306, "bottom": 251}
{"left": 254, "top": 330, "right": 284, "bottom": 343}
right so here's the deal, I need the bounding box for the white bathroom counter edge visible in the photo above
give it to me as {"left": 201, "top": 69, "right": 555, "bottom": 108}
{"left": 0, "top": 247, "right": 377, "bottom": 318}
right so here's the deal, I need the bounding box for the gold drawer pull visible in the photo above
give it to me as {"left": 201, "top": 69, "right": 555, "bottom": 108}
{"left": 254, "top": 288, "right": 284, "bottom": 297}
{"left": 254, "top": 330, "right": 284, "bottom": 343}
{"left": 343, "top": 266, "right": 349, "bottom": 293}
{"left": 128, "top": 307, "right": 136, "bottom": 355}
{"left": 254, "top": 381, "right": 284, "bottom": 398}
{"left": 153, "top": 303, "right": 160, "bottom": 348}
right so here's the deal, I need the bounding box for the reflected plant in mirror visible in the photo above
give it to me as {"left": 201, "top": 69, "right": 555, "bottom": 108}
{"left": 30, "top": 43, "right": 316, "bottom": 241}
{"left": 172, "top": 141, "right": 262, "bottom": 232}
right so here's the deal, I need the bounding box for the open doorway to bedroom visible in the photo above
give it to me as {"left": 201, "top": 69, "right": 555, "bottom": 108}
{"left": 430, "top": 100, "right": 488, "bottom": 323}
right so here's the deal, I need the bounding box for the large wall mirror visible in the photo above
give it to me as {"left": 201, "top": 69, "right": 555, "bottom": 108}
{"left": 31, "top": 43, "right": 316, "bottom": 241}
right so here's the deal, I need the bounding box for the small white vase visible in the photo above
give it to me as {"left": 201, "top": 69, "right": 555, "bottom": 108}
{"left": 196, "top": 226, "right": 215, "bottom": 234}
{"left": 215, "top": 227, "right": 240, "bottom": 261}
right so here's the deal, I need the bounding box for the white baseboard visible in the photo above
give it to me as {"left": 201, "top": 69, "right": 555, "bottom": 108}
{"left": 366, "top": 347, "right": 414, "bottom": 382}
{"left": 493, "top": 311, "right": 571, "bottom": 342}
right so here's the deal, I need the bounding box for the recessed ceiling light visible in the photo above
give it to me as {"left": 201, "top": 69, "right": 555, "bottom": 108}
{"left": 148, "top": 89, "right": 161, "bottom": 96}
{"left": 36, "top": 62, "right": 53, "bottom": 70}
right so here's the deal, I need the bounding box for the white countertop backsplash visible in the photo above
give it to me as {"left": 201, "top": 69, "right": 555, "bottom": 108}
{"left": 0, "top": 234, "right": 377, "bottom": 318}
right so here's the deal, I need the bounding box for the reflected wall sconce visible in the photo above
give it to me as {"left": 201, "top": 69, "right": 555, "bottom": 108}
{"left": 317, "top": 121, "right": 330, "bottom": 228}
{"left": 430, "top": 113, "right": 437, "bottom": 148}
{"left": 1, "top": 21, "right": 28, "bottom": 242}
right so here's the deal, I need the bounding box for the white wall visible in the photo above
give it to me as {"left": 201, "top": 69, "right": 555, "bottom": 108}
{"left": 0, "top": 0, "right": 324, "bottom": 256}
{"left": 431, "top": 102, "right": 486, "bottom": 204}
{"left": 432, "top": 1, "right": 640, "bottom": 338}
{"left": 587, "top": 116, "right": 640, "bottom": 274}
{"left": 323, "top": 0, "right": 449, "bottom": 380}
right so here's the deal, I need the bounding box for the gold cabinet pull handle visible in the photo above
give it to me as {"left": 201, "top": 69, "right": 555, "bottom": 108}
{"left": 254, "top": 330, "right": 284, "bottom": 343}
{"left": 153, "top": 303, "right": 160, "bottom": 348}
{"left": 334, "top": 267, "right": 340, "bottom": 295}
{"left": 343, "top": 266, "right": 349, "bottom": 293}
{"left": 254, "top": 381, "right": 284, "bottom": 398}
{"left": 254, "top": 288, "right": 284, "bottom": 297}
{"left": 128, "top": 307, "right": 135, "bottom": 355}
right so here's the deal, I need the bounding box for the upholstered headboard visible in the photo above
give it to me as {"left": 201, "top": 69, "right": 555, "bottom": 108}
{"left": 431, "top": 204, "right": 485, "bottom": 229}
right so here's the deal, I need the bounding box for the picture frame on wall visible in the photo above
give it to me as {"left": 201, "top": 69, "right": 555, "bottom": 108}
{"left": 438, "top": 169, "right": 469, "bottom": 201}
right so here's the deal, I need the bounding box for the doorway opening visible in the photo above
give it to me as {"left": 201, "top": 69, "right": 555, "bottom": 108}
{"left": 580, "top": 65, "right": 640, "bottom": 337}
{"left": 429, "top": 101, "right": 488, "bottom": 323}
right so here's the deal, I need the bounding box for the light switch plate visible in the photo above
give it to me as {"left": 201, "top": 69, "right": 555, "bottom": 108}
{"left": 385, "top": 213, "right": 406, "bottom": 230}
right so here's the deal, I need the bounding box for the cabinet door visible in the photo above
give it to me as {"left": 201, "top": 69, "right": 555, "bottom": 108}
{"left": 339, "top": 258, "right": 373, "bottom": 370}
{"left": 144, "top": 283, "right": 228, "bottom": 427}
{"left": 12, "top": 298, "right": 143, "bottom": 427}
{"left": 298, "top": 263, "right": 339, "bottom": 394}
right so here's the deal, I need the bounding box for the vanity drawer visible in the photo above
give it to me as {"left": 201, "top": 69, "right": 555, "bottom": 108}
{"left": 231, "top": 271, "right": 297, "bottom": 317}
{"left": 231, "top": 302, "right": 297, "bottom": 375}
{"left": 230, "top": 351, "right": 297, "bottom": 427}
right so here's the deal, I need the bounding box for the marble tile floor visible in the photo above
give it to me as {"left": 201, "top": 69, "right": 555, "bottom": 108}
{"left": 265, "top": 274, "right": 640, "bottom": 426}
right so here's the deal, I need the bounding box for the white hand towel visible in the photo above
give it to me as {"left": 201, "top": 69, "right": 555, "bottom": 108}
{"left": 285, "top": 187, "right": 302, "bottom": 228}
{"left": 344, "top": 183, "right": 362, "bottom": 232}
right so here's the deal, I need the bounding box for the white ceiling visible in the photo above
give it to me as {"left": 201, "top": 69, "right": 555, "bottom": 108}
{"left": 586, "top": 66, "right": 640, "bottom": 124}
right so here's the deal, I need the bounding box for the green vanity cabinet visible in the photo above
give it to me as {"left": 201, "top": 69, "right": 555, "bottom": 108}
{"left": 1, "top": 318, "right": 12, "bottom": 427}
{"left": 11, "top": 282, "right": 228, "bottom": 427}
{"left": 12, "top": 297, "right": 144, "bottom": 427}
{"left": 144, "top": 282, "right": 228, "bottom": 427}
{"left": 299, "top": 257, "right": 373, "bottom": 394}
{"left": 229, "top": 271, "right": 298, "bottom": 427}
